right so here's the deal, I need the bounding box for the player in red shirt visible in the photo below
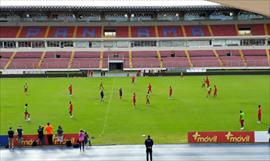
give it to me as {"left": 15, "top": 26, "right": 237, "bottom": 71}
{"left": 148, "top": 83, "right": 152, "bottom": 93}
{"left": 68, "top": 84, "right": 72, "bottom": 96}
{"left": 132, "top": 92, "right": 136, "bottom": 108}
{"left": 69, "top": 101, "right": 73, "bottom": 118}
{"left": 213, "top": 85, "right": 217, "bottom": 97}
{"left": 132, "top": 76, "right": 135, "bottom": 84}
{"left": 257, "top": 105, "right": 262, "bottom": 124}
{"left": 169, "top": 86, "right": 173, "bottom": 98}
{"left": 205, "top": 76, "right": 210, "bottom": 88}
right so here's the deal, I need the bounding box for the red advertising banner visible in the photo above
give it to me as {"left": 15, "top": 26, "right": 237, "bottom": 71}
{"left": 13, "top": 134, "right": 78, "bottom": 146}
{"left": 188, "top": 131, "right": 254, "bottom": 143}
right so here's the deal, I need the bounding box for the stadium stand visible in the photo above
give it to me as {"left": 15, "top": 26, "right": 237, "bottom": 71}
{"left": 0, "top": 6, "right": 269, "bottom": 71}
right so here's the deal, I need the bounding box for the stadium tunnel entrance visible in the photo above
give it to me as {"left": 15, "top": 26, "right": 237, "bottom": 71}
{"left": 109, "top": 62, "right": 123, "bottom": 71}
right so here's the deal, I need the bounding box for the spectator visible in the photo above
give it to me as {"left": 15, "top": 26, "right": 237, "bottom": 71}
{"left": 78, "top": 129, "right": 85, "bottom": 151}
{"left": 37, "top": 126, "right": 44, "bottom": 145}
{"left": 45, "top": 123, "right": 53, "bottom": 145}
{"left": 84, "top": 132, "right": 91, "bottom": 146}
{"left": 56, "top": 126, "right": 64, "bottom": 145}
{"left": 16, "top": 126, "right": 23, "bottom": 147}
{"left": 145, "top": 135, "right": 154, "bottom": 161}
{"left": 8, "top": 127, "right": 15, "bottom": 149}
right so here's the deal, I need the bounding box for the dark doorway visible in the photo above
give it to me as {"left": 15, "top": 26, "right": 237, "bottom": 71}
{"left": 109, "top": 62, "right": 123, "bottom": 70}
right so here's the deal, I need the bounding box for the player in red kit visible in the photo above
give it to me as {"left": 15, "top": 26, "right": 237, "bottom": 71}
{"left": 213, "top": 85, "right": 217, "bottom": 97}
{"left": 169, "top": 86, "right": 173, "bottom": 98}
{"left": 68, "top": 84, "right": 72, "bottom": 96}
{"left": 148, "top": 83, "right": 152, "bottom": 93}
{"left": 69, "top": 101, "right": 73, "bottom": 118}
{"left": 257, "top": 105, "right": 262, "bottom": 124}
{"left": 132, "top": 76, "right": 135, "bottom": 84}
{"left": 132, "top": 92, "right": 136, "bottom": 108}
{"left": 205, "top": 76, "right": 210, "bottom": 88}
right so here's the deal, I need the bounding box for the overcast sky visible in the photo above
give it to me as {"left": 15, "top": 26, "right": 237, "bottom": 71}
{"left": 0, "top": 0, "right": 219, "bottom": 7}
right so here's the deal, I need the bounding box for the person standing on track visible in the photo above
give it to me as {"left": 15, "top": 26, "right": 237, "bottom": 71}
{"left": 16, "top": 126, "right": 23, "bottom": 147}
{"left": 8, "top": 127, "right": 15, "bottom": 149}
{"left": 145, "top": 135, "right": 154, "bottom": 161}
{"left": 37, "top": 125, "right": 44, "bottom": 145}
{"left": 45, "top": 123, "right": 53, "bottom": 145}
{"left": 78, "top": 129, "right": 85, "bottom": 152}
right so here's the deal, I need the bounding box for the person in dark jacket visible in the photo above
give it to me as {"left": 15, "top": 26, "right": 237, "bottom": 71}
{"left": 37, "top": 126, "right": 44, "bottom": 145}
{"left": 145, "top": 135, "right": 154, "bottom": 161}
{"left": 16, "top": 126, "right": 23, "bottom": 146}
{"left": 8, "top": 127, "right": 15, "bottom": 149}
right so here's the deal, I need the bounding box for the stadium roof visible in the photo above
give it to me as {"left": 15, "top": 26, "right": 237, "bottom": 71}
{"left": 0, "top": 0, "right": 233, "bottom": 12}
{"left": 209, "top": 0, "right": 270, "bottom": 17}
{"left": 0, "top": 0, "right": 219, "bottom": 7}
{"left": 1, "top": 0, "right": 268, "bottom": 16}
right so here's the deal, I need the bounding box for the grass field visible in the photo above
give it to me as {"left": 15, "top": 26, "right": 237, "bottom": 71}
{"left": 0, "top": 75, "right": 269, "bottom": 144}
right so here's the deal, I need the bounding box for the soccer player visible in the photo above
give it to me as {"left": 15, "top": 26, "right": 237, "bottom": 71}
{"left": 207, "top": 87, "right": 212, "bottom": 97}
{"left": 100, "top": 81, "right": 104, "bottom": 90}
{"left": 68, "top": 83, "right": 72, "bottom": 96}
{"left": 24, "top": 82, "right": 28, "bottom": 94}
{"left": 69, "top": 101, "right": 73, "bottom": 118}
{"left": 100, "top": 89, "right": 104, "bottom": 102}
{"left": 119, "top": 88, "right": 123, "bottom": 99}
{"left": 240, "top": 110, "right": 245, "bottom": 130}
{"left": 133, "top": 92, "right": 136, "bottom": 107}
{"left": 146, "top": 92, "right": 150, "bottom": 105}
{"left": 169, "top": 86, "right": 173, "bottom": 98}
{"left": 201, "top": 79, "right": 205, "bottom": 88}
{"left": 257, "top": 105, "right": 262, "bottom": 124}
{"left": 205, "top": 76, "right": 210, "bottom": 88}
{"left": 132, "top": 76, "right": 135, "bottom": 84}
{"left": 213, "top": 85, "right": 217, "bottom": 97}
{"left": 148, "top": 83, "right": 152, "bottom": 93}
{"left": 24, "top": 104, "right": 30, "bottom": 121}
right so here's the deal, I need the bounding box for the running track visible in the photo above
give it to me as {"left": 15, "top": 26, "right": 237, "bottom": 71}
{"left": 1, "top": 144, "right": 269, "bottom": 161}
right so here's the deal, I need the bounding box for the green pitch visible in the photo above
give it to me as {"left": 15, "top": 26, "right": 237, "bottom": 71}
{"left": 0, "top": 75, "right": 269, "bottom": 144}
